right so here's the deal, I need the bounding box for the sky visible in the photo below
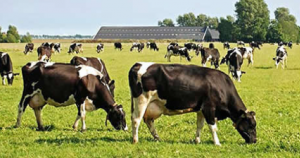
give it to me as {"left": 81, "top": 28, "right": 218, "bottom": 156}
{"left": 0, "top": 0, "right": 299, "bottom": 36}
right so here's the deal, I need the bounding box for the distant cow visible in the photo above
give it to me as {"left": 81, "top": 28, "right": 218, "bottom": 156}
{"left": 199, "top": 47, "right": 220, "bottom": 69}
{"left": 238, "top": 47, "right": 254, "bottom": 66}
{"left": 146, "top": 42, "right": 151, "bottom": 48}
{"left": 130, "top": 43, "right": 145, "bottom": 52}
{"left": 273, "top": 46, "right": 287, "bottom": 69}
{"left": 209, "top": 43, "right": 215, "bottom": 49}
{"left": 221, "top": 48, "right": 246, "bottom": 82}
{"left": 0, "top": 52, "right": 19, "bottom": 85}
{"left": 288, "top": 41, "right": 293, "bottom": 49}
{"left": 129, "top": 62, "right": 257, "bottom": 145}
{"left": 165, "top": 45, "right": 191, "bottom": 62}
{"left": 114, "top": 42, "right": 123, "bottom": 51}
{"left": 68, "top": 43, "right": 83, "bottom": 54}
{"left": 24, "top": 43, "right": 34, "bottom": 55}
{"left": 70, "top": 56, "right": 115, "bottom": 96}
{"left": 15, "top": 62, "right": 127, "bottom": 131}
{"left": 53, "top": 43, "right": 61, "bottom": 53}
{"left": 169, "top": 42, "right": 179, "bottom": 47}
{"left": 223, "top": 42, "right": 230, "bottom": 49}
{"left": 184, "top": 43, "right": 197, "bottom": 51}
{"left": 237, "top": 41, "right": 245, "bottom": 46}
{"left": 97, "top": 43, "right": 104, "bottom": 53}
{"left": 37, "top": 45, "right": 52, "bottom": 62}
{"left": 149, "top": 42, "right": 159, "bottom": 51}
{"left": 249, "top": 42, "right": 261, "bottom": 50}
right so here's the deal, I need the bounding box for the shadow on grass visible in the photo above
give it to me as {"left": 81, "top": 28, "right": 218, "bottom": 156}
{"left": 286, "top": 68, "right": 300, "bottom": 70}
{"left": 254, "top": 66, "right": 273, "bottom": 70}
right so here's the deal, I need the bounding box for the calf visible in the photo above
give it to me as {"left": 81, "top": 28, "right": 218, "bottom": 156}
{"left": 149, "top": 42, "right": 159, "bottom": 51}
{"left": 97, "top": 43, "right": 104, "bottom": 53}
{"left": 0, "top": 52, "right": 19, "bottom": 85}
{"left": 165, "top": 45, "right": 191, "bottom": 62}
{"left": 273, "top": 46, "right": 287, "bottom": 69}
{"left": 130, "top": 43, "right": 145, "bottom": 52}
{"left": 129, "top": 62, "right": 257, "bottom": 145}
{"left": 220, "top": 49, "right": 246, "bottom": 82}
{"left": 70, "top": 56, "right": 115, "bottom": 96}
{"left": 200, "top": 47, "right": 220, "bottom": 69}
{"left": 15, "top": 62, "right": 127, "bottom": 131}
{"left": 24, "top": 43, "right": 34, "bottom": 55}
{"left": 223, "top": 42, "right": 230, "bottom": 49}
{"left": 114, "top": 42, "right": 123, "bottom": 51}
{"left": 68, "top": 43, "right": 83, "bottom": 54}
{"left": 37, "top": 45, "right": 52, "bottom": 62}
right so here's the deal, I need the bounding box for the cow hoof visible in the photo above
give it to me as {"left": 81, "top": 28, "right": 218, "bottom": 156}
{"left": 195, "top": 138, "right": 201, "bottom": 144}
{"left": 215, "top": 143, "right": 221, "bottom": 146}
{"left": 133, "top": 138, "right": 138, "bottom": 144}
{"left": 154, "top": 136, "right": 160, "bottom": 141}
{"left": 81, "top": 129, "right": 87, "bottom": 133}
{"left": 36, "top": 127, "right": 45, "bottom": 131}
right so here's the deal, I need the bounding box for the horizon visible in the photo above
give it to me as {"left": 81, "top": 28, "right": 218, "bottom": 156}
{"left": 1, "top": 0, "right": 299, "bottom": 36}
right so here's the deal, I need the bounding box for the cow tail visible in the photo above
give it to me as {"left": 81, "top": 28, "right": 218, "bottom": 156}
{"left": 131, "top": 96, "right": 134, "bottom": 114}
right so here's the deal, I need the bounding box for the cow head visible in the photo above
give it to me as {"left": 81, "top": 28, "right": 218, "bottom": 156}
{"left": 106, "top": 105, "right": 127, "bottom": 131}
{"left": 234, "top": 111, "right": 257, "bottom": 144}
{"left": 6, "top": 73, "right": 19, "bottom": 85}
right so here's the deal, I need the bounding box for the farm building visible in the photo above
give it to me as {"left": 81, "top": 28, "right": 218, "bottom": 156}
{"left": 93, "top": 26, "right": 219, "bottom": 41}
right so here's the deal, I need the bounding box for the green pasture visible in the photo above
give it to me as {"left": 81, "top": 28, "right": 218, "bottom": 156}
{"left": 0, "top": 42, "right": 300, "bottom": 157}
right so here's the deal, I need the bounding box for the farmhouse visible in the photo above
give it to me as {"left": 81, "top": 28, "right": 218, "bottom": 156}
{"left": 93, "top": 26, "right": 219, "bottom": 41}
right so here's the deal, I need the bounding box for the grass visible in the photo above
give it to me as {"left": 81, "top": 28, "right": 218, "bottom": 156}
{"left": 0, "top": 42, "right": 300, "bottom": 157}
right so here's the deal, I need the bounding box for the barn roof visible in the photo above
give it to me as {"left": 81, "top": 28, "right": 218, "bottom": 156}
{"left": 93, "top": 26, "right": 219, "bottom": 41}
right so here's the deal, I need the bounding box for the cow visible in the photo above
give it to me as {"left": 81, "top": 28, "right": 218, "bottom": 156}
{"left": 169, "top": 42, "right": 179, "bottom": 47}
{"left": 0, "top": 52, "right": 19, "bottom": 85}
{"left": 129, "top": 62, "right": 257, "bottom": 145}
{"left": 37, "top": 45, "right": 52, "bottom": 62}
{"left": 130, "top": 43, "right": 145, "bottom": 52}
{"left": 53, "top": 43, "right": 61, "bottom": 53}
{"left": 15, "top": 62, "right": 127, "bottom": 132}
{"left": 288, "top": 41, "right": 292, "bottom": 49}
{"left": 199, "top": 46, "right": 220, "bottom": 69}
{"left": 238, "top": 47, "right": 254, "bottom": 66}
{"left": 70, "top": 56, "right": 115, "bottom": 97}
{"left": 24, "top": 43, "right": 34, "bottom": 55}
{"left": 165, "top": 45, "right": 191, "bottom": 62}
{"left": 209, "top": 43, "right": 215, "bottom": 49}
{"left": 149, "top": 42, "right": 159, "bottom": 51}
{"left": 146, "top": 42, "right": 151, "bottom": 48}
{"left": 237, "top": 41, "right": 245, "bottom": 46}
{"left": 223, "top": 42, "right": 230, "bottom": 49}
{"left": 97, "top": 43, "right": 104, "bottom": 53}
{"left": 184, "top": 43, "right": 197, "bottom": 51}
{"left": 249, "top": 42, "right": 261, "bottom": 50}
{"left": 220, "top": 48, "right": 246, "bottom": 82}
{"left": 114, "top": 42, "right": 123, "bottom": 51}
{"left": 68, "top": 43, "right": 83, "bottom": 54}
{"left": 273, "top": 46, "right": 288, "bottom": 69}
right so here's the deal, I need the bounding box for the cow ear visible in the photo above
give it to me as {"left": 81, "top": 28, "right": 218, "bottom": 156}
{"left": 109, "top": 80, "right": 115, "bottom": 86}
{"left": 249, "top": 111, "right": 256, "bottom": 116}
{"left": 118, "top": 105, "right": 123, "bottom": 109}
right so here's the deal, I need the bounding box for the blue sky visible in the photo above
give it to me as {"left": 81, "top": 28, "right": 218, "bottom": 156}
{"left": 0, "top": 0, "right": 299, "bottom": 35}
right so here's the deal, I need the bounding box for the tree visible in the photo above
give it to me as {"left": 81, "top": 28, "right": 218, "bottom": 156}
{"left": 208, "top": 17, "right": 219, "bottom": 29}
{"left": 218, "top": 16, "right": 238, "bottom": 42}
{"left": 158, "top": 18, "right": 175, "bottom": 27}
{"left": 235, "top": 0, "right": 270, "bottom": 42}
{"left": 196, "top": 14, "right": 208, "bottom": 27}
{"left": 266, "top": 20, "right": 282, "bottom": 43}
{"left": 0, "top": 26, "right": 2, "bottom": 42}
{"left": 6, "top": 25, "right": 20, "bottom": 43}
{"left": 20, "top": 32, "right": 32, "bottom": 43}
{"left": 177, "top": 12, "right": 196, "bottom": 26}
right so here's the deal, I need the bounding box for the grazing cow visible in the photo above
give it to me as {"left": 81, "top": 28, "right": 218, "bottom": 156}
{"left": 165, "top": 45, "right": 191, "bottom": 62}
{"left": 68, "top": 43, "right": 83, "bottom": 54}
{"left": 130, "top": 43, "right": 145, "bottom": 52}
{"left": 70, "top": 56, "right": 115, "bottom": 96}
{"left": 288, "top": 41, "right": 292, "bottom": 49}
{"left": 220, "top": 49, "right": 246, "bottom": 82}
{"left": 15, "top": 62, "right": 127, "bottom": 131}
{"left": 238, "top": 47, "right": 254, "bottom": 66}
{"left": 129, "top": 62, "right": 257, "bottom": 145}
{"left": 114, "top": 42, "right": 123, "bottom": 51}
{"left": 209, "top": 43, "right": 215, "bottom": 49}
{"left": 184, "top": 43, "right": 197, "bottom": 51}
{"left": 24, "top": 43, "right": 34, "bottom": 55}
{"left": 249, "top": 42, "right": 261, "bottom": 50}
{"left": 169, "top": 42, "right": 179, "bottom": 47}
{"left": 199, "top": 47, "right": 220, "bottom": 69}
{"left": 97, "top": 43, "right": 104, "bottom": 53}
{"left": 149, "top": 42, "right": 159, "bottom": 51}
{"left": 0, "top": 52, "right": 19, "bottom": 85}
{"left": 223, "top": 42, "right": 230, "bottom": 49}
{"left": 237, "top": 41, "right": 245, "bottom": 46}
{"left": 146, "top": 42, "right": 151, "bottom": 48}
{"left": 273, "top": 46, "right": 288, "bottom": 69}
{"left": 53, "top": 43, "right": 61, "bottom": 53}
{"left": 37, "top": 45, "right": 52, "bottom": 62}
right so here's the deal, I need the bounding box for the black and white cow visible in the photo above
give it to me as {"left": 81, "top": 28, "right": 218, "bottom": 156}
{"left": 0, "top": 52, "right": 19, "bottom": 85}
{"left": 37, "top": 45, "right": 52, "bottom": 62}
{"left": 68, "top": 43, "right": 83, "bottom": 54}
{"left": 249, "top": 42, "right": 261, "bottom": 50}
{"left": 288, "top": 41, "right": 293, "bottom": 49}
{"left": 220, "top": 48, "right": 246, "bottom": 82}
{"left": 184, "top": 43, "right": 197, "bottom": 51}
{"left": 130, "top": 43, "right": 145, "bottom": 52}
{"left": 199, "top": 47, "right": 220, "bottom": 69}
{"left": 70, "top": 56, "right": 115, "bottom": 96}
{"left": 238, "top": 47, "right": 254, "bottom": 66}
{"left": 165, "top": 45, "right": 191, "bottom": 62}
{"left": 114, "top": 42, "right": 123, "bottom": 51}
{"left": 169, "top": 42, "right": 179, "bottom": 47}
{"left": 97, "top": 43, "right": 104, "bottom": 53}
{"left": 15, "top": 62, "right": 127, "bottom": 131}
{"left": 149, "top": 42, "right": 159, "bottom": 51}
{"left": 129, "top": 62, "right": 257, "bottom": 145}
{"left": 223, "top": 42, "right": 230, "bottom": 49}
{"left": 24, "top": 43, "right": 34, "bottom": 55}
{"left": 237, "top": 41, "right": 245, "bottom": 46}
{"left": 53, "top": 43, "right": 61, "bottom": 53}
{"left": 273, "top": 46, "right": 288, "bottom": 69}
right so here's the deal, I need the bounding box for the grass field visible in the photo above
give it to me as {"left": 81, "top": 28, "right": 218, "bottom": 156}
{"left": 0, "top": 42, "right": 300, "bottom": 157}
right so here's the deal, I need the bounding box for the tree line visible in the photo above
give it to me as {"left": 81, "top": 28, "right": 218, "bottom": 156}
{"left": 158, "top": 0, "right": 300, "bottom": 43}
{"left": 0, "top": 25, "right": 32, "bottom": 43}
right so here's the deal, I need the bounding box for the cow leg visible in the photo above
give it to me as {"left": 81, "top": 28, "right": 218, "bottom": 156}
{"left": 132, "top": 96, "right": 149, "bottom": 144}
{"left": 15, "top": 93, "right": 31, "bottom": 128}
{"left": 2, "top": 75, "right": 6, "bottom": 85}
{"left": 208, "top": 123, "right": 221, "bottom": 146}
{"left": 202, "top": 104, "right": 221, "bottom": 146}
{"left": 144, "top": 119, "right": 160, "bottom": 141}
{"left": 72, "top": 105, "right": 81, "bottom": 131}
{"left": 195, "top": 111, "right": 205, "bottom": 144}
{"left": 33, "top": 107, "right": 44, "bottom": 131}
{"left": 143, "top": 101, "right": 163, "bottom": 141}
{"left": 80, "top": 102, "right": 87, "bottom": 132}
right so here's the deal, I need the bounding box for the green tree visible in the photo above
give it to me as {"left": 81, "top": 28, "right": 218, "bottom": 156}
{"left": 235, "top": 0, "right": 270, "bottom": 42}
{"left": 208, "top": 17, "right": 219, "bottom": 29}
{"left": 6, "top": 25, "right": 20, "bottom": 43}
{"left": 266, "top": 20, "right": 282, "bottom": 43}
{"left": 158, "top": 18, "right": 175, "bottom": 27}
{"left": 0, "top": 26, "right": 2, "bottom": 42}
{"left": 177, "top": 12, "right": 196, "bottom": 26}
{"left": 218, "top": 16, "right": 238, "bottom": 42}
{"left": 20, "top": 32, "right": 32, "bottom": 43}
{"left": 7, "top": 33, "right": 17, "bottom": 43}
{"left": 196, "top": 14, "right": 208, "bottom": 27}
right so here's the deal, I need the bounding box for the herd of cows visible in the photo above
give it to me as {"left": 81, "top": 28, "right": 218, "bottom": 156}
{"left": 0, "top": 40, "right": 294, "bottom": 145}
